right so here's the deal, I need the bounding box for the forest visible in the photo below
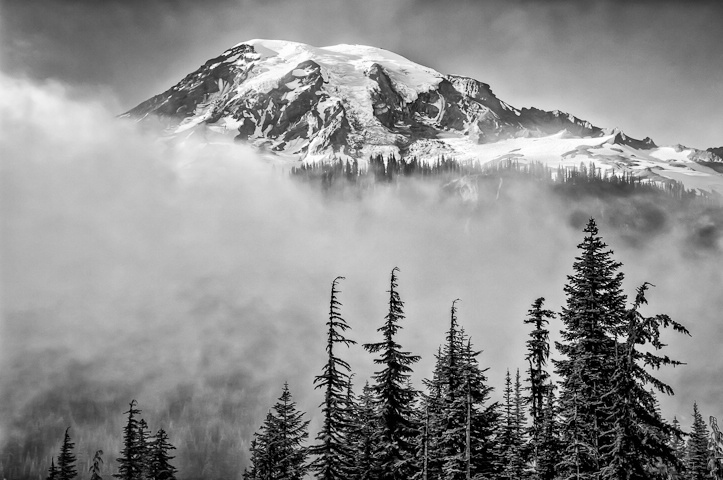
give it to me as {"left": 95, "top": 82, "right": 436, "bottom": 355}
{"left": 37, "top": 219, "right": 723, "bottom": 480}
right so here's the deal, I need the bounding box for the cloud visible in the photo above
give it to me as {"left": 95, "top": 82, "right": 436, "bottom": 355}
{"left": 1, "top": 74, "right": 722, "bottom": 477}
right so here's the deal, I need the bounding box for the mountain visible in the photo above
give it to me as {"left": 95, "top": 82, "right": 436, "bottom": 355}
{"left": 125, "top": 39, "right": 723, "bottom": 194}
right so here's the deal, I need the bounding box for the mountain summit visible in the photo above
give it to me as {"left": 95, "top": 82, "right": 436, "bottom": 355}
{"left": 125, "top": 39, "right": 723, "bottom": 193}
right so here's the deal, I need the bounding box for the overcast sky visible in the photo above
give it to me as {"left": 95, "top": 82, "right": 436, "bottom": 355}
{"left": 2, "top": 0, "right": 722, "bottom": 148}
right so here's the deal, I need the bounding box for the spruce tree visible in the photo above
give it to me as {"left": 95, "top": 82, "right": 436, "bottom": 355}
{"left": 668, "top": 417, "right": 687, "bottom": 480}
{"left": 272, "top": 383, "right": 310, "bottom": 480}
{"left": 496, "top": 370, "right": 526, "bottom": 479}
{"left": 89, "top": 450, "right": 104, "bottom": 480}
{"left": 363, "top": 267, "right": 421, "bottom": 480}
{"left": 687, "top": 403, "right": 710, "bottom": 480}
{"left": 150, "top": 429, "right": 177, "bottom": 480}
{"left": 512, "top": 369, "right": 528, "bottom": 478}
{"left": 309, "top": 276, "right": 357, "bottom": 480}
{"left": 137, "top": 419, "right": 152, "bottom": 480}
{"left": 554, "top": 218, "right": 627, "bottom": 479}
{"left": 536, "top": 386, "right": 561, "bottom": 480}
{"left": 426, "top": 301, "right": 496, "bottom": 480}
{"left": 523, "top": 296, "right": 555, "bottom": 467}
{"left": 599, "top": 283, "right": 689, "bottom": 480}
{"left": 115, "top": 400, "right": 143, "bottom": 480}
{"left": 349, "top": 382, "right": 379, "bottom": 480}
{"left": 57, "top": 427, "right": 77, "bottom": 480}
{"left": 46, "top": 458, "right": 59, "bottom": 480}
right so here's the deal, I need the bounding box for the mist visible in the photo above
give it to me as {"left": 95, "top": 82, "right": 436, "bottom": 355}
{"left": 2, "top": 75, "right": 722, "bottom": 478}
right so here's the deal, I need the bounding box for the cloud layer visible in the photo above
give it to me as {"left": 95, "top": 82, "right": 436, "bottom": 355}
{"left": 1, "top": 75, "right": 722, "bottom": 477}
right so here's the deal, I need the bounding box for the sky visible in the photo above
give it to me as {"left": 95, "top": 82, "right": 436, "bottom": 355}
{"left": 2, "top": 0, "right": 723, "bottom": 477}
{"left": 2, "top": 0, "right": 722, "bottom": 148}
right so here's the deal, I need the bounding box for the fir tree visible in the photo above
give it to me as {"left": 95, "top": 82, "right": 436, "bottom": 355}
{"left": 272, "top": 383, "right": 310, "bottom": 480}
{"left": 554, "top": 218, "right": 627, "bottom": 479}
{"left": 668, "top": 417, "right": 687, "bottom": 480}
{"left": 46, "top": 458, "right": 59, "bottom": 480}
{"left": 523, "top": 296, "right": 555, "bottom": 468}
{"left": 309, "top": 276, "right": 357, "bottom": 480}
{"left": 349, "top": 381, "right": 379, "bottom": 480}
{"left": 426, "top": 301, "right": 496, "bottom": 480}
{"left": 115, "top": 400, "right": 143, "bottom": 480}
{"left": 599, "top": 283, "right": 689, "bottom": 480}
{"left": 687, "top": 403, "right": 710, "bottom": 480}
{"left": 536, "top": 386, "right": 561, "bottom": 480}
{"left": 150, "top": 429, "right": 177, "bottom": 480}
{"left": 496, "top": 370, "right": 526, "bottom": 479}
{"left": 89, "top": 450, "right": 104, "bottom": 480}
{"left": 137, "top": 419, "right": 152, "bottom": 480}
{"left": 57, "top": 427, "right": 77, "bottom": 480}
{"left": 363, "top": 267, "right": 421, "bottom": 480}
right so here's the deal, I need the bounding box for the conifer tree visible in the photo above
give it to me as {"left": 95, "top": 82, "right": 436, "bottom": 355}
{"left": 426, "top": 301, "right": 496, "bottom": 480}
{"left": 536, "top": 386, "right": 561, "bottom": 480}
{"left": 523, "top": 297, "right": 555, "bottom": 462}
{"left": 349, "top": 381, "right": 379, "bottom": 480}
{"left": 150, "top": 429, "right": 177, "bottom": 480}
{"left": 687, "top": 403, "right": 710, "bottom": 480}
{"left": 363, "top": 267, "right": 421, "bottom": 480}
{"left": 512, "top": 369, "right": 528, "bottom": 477}
{"left": 46, "top": 457, "right": 59, "bottom": 480}
{"left": 89, "top": 450, "right": 104, "bottom": 480}
{"left": 554, "top": 218, "right": 627, "bottom": 479}
{"left": 57, "top": 427, "right": 77, "bottom": 480}
{"left": 115, "top": 400, "right": 143, "bottom": 480}
{"left": 137, "top": 419, "right": 152, "bottom": 480}
{"left": 599, "top": 283, "right": 689, "bottom": 480}
{"left": 272, "top": 383, "right": 310, "bottom": 480}
{"left": 668, "top": 417, "right": 687, "bottom": 480}
{"left": 309, "top": 276, "right": 357, "bottom": 480}
{"left": 496, "top": 370, "right": 526, "bottom": 479}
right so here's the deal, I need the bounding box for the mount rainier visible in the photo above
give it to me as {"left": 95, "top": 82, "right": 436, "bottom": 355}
{"left": 125, "top": 39, "right": 723, "bottom": 194}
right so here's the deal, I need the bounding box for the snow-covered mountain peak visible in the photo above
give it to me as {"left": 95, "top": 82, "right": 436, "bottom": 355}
{"left": 125, "top": 39, "right": 723, "bottom": 194}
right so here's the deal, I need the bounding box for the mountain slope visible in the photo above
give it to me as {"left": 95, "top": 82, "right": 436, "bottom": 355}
{"left": 125, "top": 39, "right": 723, "bottom": 194}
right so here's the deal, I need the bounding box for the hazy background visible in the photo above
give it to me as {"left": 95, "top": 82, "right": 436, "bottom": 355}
{"left": 2, "top": 0, "right": 722, "bottom": 148}
{"left": 2, "top": 73, "right": 722, "bottom": 478}
{"left": 2, "top": 1, "right": 723, "bottom": 478}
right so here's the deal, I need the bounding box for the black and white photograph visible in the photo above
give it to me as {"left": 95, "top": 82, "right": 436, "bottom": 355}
{"left": 2, "top": 1, "right": 723, "bottom": 479}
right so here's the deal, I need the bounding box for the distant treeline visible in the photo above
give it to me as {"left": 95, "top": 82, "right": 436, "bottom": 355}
{"left": 291, "top": 155, "right": 719, "bottom": 204}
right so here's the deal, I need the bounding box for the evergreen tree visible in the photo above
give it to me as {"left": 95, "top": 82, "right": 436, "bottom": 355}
{"left": 425, "top": 300, "right": 496, "bottom": 480}
{"left": 554, "top": 218, "right": 627, "bottom": 479}
{"left": 115, "top": 400, "right": 143, "bottom": 480}
{"left": 57, "top": 427, "right": 78, "bottom": 480}
{"left": 309, "top": 276, "right": 357, "bottom": 480}
{"left": 137, "top": 419, "right": 152, "bottom": 480}
{"left": 599, "top": 283, "right": 689, "bottom": 480}
{"left": 523, "top": 296, "right": 555, "bottom": 469}
{"left": 512, "top": 369, "right": 528, "bottom": 477}
{"left": 363, "top": 267, "right": 421, "bottom": 480}
{"left": 536, "top": 386, "right": 561, "bottom": 480}
{"left": 710, "top": 416, "right": 723, "bottom": 480}
{"left": 687, "top": 403, "right": 710, "bottom": 480}
{"left": 89, "top": 450, "right": 104, "bottom": 480}
{"left": 149, "top": 429, "right": 177, "bottom": 480}
{"left": 46, "top": 458, "right": 59, "bottom": 480}
{"left": 668, "top": 417, "right": 687, "bottom": 480}
{"left": 349, "top": 381, "right": 379, "bottom": 480}
{"left": 272, "top": 383, "right": 310, "bottom": 480}
{"left": 496, "top": 370, "right": 526, "bottom": 479}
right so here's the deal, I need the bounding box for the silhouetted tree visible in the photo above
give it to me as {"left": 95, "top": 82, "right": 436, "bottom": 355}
{"left": 363, "top": 267, "right": 421, "bottom": 480}
{"left": 309, "top": 276, "right": 357, "bottom": 480}
{"left": 57, "top": 427, "right": 77, "bottom": 480}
